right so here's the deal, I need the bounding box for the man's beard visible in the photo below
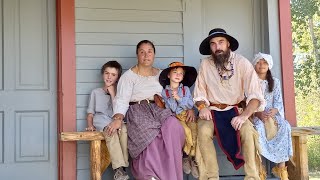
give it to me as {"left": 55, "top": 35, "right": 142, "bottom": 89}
{"left": 212, "top": 49, "right": 231, "bottom": 71}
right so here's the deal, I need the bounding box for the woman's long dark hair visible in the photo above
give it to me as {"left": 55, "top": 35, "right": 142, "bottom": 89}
{"left": 266, "top": 69, "right": 274, "bottom": 92}
{"left": 136, "top": 40, "right": 155, "bottom": 54}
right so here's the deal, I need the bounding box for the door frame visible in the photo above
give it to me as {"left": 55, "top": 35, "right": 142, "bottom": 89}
{"left": 56, "top": 0, "right": 76, "bottom": 180}
{"left": 56, "top": 0, "right": 296, "bottom": 179}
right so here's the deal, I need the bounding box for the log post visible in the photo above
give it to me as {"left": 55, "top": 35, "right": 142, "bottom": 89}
{"left": 288, "top": 135, "right": 309, "bottom": 180}
{"left": 90, "top": 140, "right": 101, "bottom": 180}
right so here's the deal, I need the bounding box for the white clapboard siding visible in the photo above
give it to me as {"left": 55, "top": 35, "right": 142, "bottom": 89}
{"left": 76, "top": 33, "right": 183, "bottom": 45}
{"left": 76, "top": 8, "right": 182, "bottom": 22}
{"left": 75, "top": 0, "right": 184, "bottom": 178}
{"left": 77, "top": 107, "right": 86, "bottom": 119}
{"left": 77, "top": 119, "right": 87, "bottom": 132}
{"left": 77, "top": 82, "right": 102, "bottom": 95}
{"left": 76, "top": 20, "right": 183, "bottom": 34}
{"left": 76, "top": 57, "right": 183, "bottom": 70}
{"left": 77, "top": 143, "right": 90, "bottom": 156}
{"left": 76, "top": 0, "right": 183, "bottom": 11}
{"left": 77, "top": 169, "right": 90, "bottom": 180}
{"left": 76, "top": 45, "right": 183, "bottom": 58}
{"left": 77, "top": 156, "right": 90, "bottom": 170}
{"left": 77, "top": 94, "right": 89, "bottom": 107}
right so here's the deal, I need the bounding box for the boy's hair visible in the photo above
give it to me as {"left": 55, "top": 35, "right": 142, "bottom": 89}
{"left": 100, "top": 60, "right": 122, "bottom": 76}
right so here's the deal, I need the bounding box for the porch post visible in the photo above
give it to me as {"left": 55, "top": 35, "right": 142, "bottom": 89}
{"left": 56, "top": 0, "right": 76, "bottom": 180}
{"left": 278, "top": 0, "right": 297, "bottom": 126}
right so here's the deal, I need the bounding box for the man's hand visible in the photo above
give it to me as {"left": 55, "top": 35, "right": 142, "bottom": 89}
{"left": 231, "top": 115, "right": 247, "bottom": 130}
{"left": 199, "top": 107, "right": 212, "bottom": 120}
{"left": 186, "top": 109, "right": 195, "bottom": 122}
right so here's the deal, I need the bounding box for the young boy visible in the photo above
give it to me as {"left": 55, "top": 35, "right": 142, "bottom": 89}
{"left": 159, "top": 61, "right": 199, "bottom": 178}
{"left": 85, "top": 61, "right": 129, "bottom": 180}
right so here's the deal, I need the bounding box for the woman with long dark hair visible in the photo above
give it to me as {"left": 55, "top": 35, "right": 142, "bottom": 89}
{"left": 106, "top": 40, "right": 185, "bottom": 180}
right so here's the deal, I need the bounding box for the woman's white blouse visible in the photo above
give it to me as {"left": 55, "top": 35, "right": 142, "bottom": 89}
{"left": 113, "top": 68, "right": 163, "bottom": 115}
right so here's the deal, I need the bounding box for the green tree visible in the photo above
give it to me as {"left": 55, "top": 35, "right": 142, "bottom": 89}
{"left": 291, "top": 0, "right": 320, "bottom": 172}
{"left": 291, "top": 0, "right": 320, "bottom": 91}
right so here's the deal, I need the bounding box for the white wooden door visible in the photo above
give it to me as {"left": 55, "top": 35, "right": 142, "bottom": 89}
{"left": 0, "top": 0, "right": 57, "bottom": 179}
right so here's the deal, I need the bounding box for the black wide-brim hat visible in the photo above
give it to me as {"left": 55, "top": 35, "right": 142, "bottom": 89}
{"left": 159, "top": 62, "right": 198, "bottom": 88}
{"left": 199, "top": 28, "right": 239, "bottom": 55}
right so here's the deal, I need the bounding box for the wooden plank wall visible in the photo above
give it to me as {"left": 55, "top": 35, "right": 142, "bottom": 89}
{"left": 75, "top": 0, "right": 184, "bottom": 179}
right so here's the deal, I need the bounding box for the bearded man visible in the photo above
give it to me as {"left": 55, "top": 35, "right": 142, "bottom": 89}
{"left": 194, "top": 28, "right": 266, "bottom": 180}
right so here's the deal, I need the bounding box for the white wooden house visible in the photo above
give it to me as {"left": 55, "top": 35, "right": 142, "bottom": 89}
{"left": 0, "top": 0, "right": 295, "bottom": 179}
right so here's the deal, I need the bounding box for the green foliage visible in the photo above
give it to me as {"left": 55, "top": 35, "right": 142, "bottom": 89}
{"left": 294, "top": 56, "right": 320, "bottom": 94}
{"left": 291, "top": 0, "right": 320, "bottom": 172}
{"left": 296, "top": 91, "right": 320, "bottom": 171}
{"left": 291, "top": 0, "right": 319, "bottom": 25}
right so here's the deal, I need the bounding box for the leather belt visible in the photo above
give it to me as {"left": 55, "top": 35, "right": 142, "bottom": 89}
{"left": 129, "top": 99, "right": 155, "bottom": 105}
{"left": 209, "top": 102, "right": 239, "bottom": 109}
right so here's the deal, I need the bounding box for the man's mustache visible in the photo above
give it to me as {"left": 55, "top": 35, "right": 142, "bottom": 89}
{"left": 214, "top": 50, "right": 224, "bottom": 54}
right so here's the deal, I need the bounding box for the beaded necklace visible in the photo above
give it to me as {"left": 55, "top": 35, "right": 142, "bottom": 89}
{"left": 217, "top": 60, "right": 234, "bottom": 83}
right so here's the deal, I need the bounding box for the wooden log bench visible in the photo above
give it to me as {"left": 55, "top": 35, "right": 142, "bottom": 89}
{"left": 60, "top": 127, "right": 320, "bottom": 180}
{"left": 288, "top": 127, "right": 320, "bottom": 180}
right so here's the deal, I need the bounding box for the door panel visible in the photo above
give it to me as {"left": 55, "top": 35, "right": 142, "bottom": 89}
{"left": 0, "top": 0, "right": 56, "bottom": 179}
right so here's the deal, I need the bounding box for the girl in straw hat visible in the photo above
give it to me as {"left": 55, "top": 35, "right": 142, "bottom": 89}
{"left": 159, "top": 61, "right": 199, "bottom": 178}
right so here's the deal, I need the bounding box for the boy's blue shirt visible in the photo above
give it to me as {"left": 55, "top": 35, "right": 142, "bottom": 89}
{"left": 161, "top": 83, "right": 194, "bottom": 114}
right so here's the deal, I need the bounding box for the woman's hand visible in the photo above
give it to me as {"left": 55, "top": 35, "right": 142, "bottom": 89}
{"left": 104, "top": 119, "right": 122, "bottom": 136}
{"left": 186, "top": 109, "right": 195, "bottom": 122}
{"left": 199, "top": 107, "right": 212, "bottom": 120}
{"left": 104, "top": 114, "right": 124, "bottom": 136}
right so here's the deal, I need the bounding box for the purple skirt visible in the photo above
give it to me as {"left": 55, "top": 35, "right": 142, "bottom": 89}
{"left": 131, "top": 116, "right": 185, "bottom": 180}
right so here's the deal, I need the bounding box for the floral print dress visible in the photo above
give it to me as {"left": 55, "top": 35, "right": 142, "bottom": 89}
{"left": 253, "top": 77, "right": 293, "bottom": 163}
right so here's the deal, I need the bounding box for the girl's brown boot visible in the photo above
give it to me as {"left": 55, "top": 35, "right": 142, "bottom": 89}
{"left": 272, "top": 166, "right": 289, "bottom": 180}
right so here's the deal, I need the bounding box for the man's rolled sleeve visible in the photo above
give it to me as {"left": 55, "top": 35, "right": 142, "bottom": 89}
{"left": 193, "top": 61, "right": 210, "bottom": 106}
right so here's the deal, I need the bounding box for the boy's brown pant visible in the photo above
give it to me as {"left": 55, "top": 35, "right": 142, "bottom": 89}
{"left": 197, "top": 118, "right": 261, "bottom": 180}
{"left": 176, "top": 110, "right": 197, "bottom": 156}
{"left": 104, "top": 123, "right": 129, "bottom": 169}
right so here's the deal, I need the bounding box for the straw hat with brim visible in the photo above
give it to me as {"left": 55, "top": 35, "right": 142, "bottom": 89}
{"left": 199, "top": 28, "right": 239, "bottom": 55}
{"left": 159, "top": 62, "right": 198, "bottom": 88}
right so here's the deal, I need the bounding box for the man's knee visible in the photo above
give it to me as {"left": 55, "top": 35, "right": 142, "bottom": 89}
{"left": 198, "top": 119, "right": 214, "bottom": 140}
{"left": 240, "top": 120, "right": 259, "bottom": 144}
